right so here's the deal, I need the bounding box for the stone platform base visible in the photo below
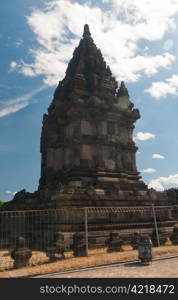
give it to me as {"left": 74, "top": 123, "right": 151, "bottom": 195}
{"left": 53, "top": 224, "right": 175, "bottom": 249}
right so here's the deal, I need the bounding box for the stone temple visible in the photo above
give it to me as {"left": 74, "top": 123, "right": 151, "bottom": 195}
{"left": 39, "top": 23, "right": 147, "bottom": 207}
{"left": 2, "top": 25, "right": 177, "bottom": 242}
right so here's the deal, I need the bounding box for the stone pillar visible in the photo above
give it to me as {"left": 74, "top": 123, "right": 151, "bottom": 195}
{"left": 71, "top": 233, "right": 87, "bottom": 257}
{"left": 11, "top": 237, "right": 32, "bottom": 269}
{"left": 46, "top": 232, "right": 66, "bottom": 262}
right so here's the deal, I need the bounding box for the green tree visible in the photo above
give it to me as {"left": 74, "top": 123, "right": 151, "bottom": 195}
{"left": 0, "top": 200, "right": 5, "bottom": 206}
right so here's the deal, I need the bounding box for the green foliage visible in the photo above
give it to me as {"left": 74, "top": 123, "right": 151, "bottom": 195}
{"left": 0, "top": 200, "right": 5, "bottom": 206}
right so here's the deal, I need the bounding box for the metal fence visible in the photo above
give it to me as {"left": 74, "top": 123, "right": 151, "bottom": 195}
{"left": 0, "top": 205, "right": 177, "bottom": 271}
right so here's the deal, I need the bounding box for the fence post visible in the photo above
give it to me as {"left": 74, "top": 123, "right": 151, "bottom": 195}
{"left": 84, "top": 207, "right": 89, "bottom": 257}
{"left": 152, "top": 204, "right": 160, "bottom": 247}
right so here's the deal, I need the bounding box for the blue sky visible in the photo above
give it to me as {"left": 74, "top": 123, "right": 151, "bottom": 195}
{"left": 1, "top": 0, "right": 178, "bottom": 201}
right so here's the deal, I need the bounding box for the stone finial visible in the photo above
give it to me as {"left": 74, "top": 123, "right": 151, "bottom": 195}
{"left": 46, "top": 232, "right": 66, "bottom": 262}
{"left": 11, "top": 236, "right": 32, "bottom": 269}
{"left": 117, "top": 81, "right": 129, "bottom": 98}
{"left": 71, "top": 233, "right": 87, "bottom": 257}
{"left": 83, "top": 24, "right": 91, "bottom": 38}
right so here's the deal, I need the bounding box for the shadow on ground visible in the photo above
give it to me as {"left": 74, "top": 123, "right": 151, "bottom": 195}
{"left": 124, "top": 262, "right": 152, "bottom": 267}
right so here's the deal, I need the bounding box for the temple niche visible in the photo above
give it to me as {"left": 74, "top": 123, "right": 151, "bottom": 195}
{"left": 2, "top": 24, "right": 177, "bottom": 211}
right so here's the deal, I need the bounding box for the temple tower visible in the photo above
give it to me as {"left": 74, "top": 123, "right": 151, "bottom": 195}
{"left": 38, "top": 24, "right": 147, "bottom": 205}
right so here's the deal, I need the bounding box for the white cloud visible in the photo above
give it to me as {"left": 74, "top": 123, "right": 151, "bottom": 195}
{"left": 5, "top": 190, "right": 17, "bottom": 196}
{"left": 0, "top": 85, "right": 47, "bottom": 117}
{"left": 0, "top": 102, "right": 29, "bottom": 118}
{"left": 10, "top": 0, "right": 178, "bottom": 86}
{"left": 152, "top": 154, "right": 165, "bottom": 159}
{"left": 111, "top": 52, "right": 174, "bottom": 83}
{"left": 5, "top": 190, "right": 12, "bottom": 194}
{"left": 142, "top": 168, "right": 156, "bottom": 173}
{"left": 145, "top": 74, "right": 178, "bottom": 98}
{"left": 109, "top": 0, "right": 178, "bottom": 36}
{"left": 134, "top": 131, "right": 156, "bottom": 141}
{"left": 148, "top": 173, "right": 178, "bottom": 191}
{"left": 10, "top": 61, "right": 18, "bottom": 70}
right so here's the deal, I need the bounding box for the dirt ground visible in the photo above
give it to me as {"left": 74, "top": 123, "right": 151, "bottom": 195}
{"left": 0, "top": 245, "right": 178, "bottom": 278}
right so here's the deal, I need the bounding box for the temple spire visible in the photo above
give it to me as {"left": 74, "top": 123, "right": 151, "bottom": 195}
{"left": 117, "top": 81, "right": 129, "bottom": 98}
{"left": 83, "top": 24, "right": 91, "bottom": 38}
{"left": 53, "top": 23, "right": 118, "bottom": 101}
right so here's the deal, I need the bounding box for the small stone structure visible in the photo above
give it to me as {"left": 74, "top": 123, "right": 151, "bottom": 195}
{"left": 71, "top": 233, "right": 87, "bottom": 257}
{"left": 11, "top": 236, "right": 32, "bottom": 269}
{"left": 106, "top": 232, "right": 123, "bottom": 253}
{"left": 46, "top": 232, "right": 66, "bottom": 262}
{"left": 138, "top": 235, "right": 152, "bottom": 264}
